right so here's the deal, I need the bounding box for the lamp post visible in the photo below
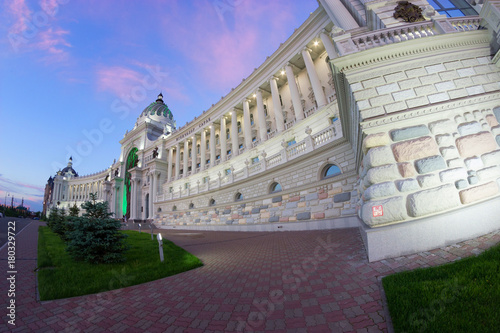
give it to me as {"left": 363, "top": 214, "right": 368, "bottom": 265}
{"left": 157, "top": 233, "right": 164, "bottom": 262}
{"left": 138, "top": 223, "right": 141, "bottom": 233}
{"left": 4, "top": 193, "right": 10, "bottom": 211}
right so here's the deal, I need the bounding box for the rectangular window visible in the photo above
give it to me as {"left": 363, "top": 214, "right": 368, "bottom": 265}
{"left": 252, "top": 156, "right": 259, "bottom": 164}
{"left": 227, "top": 149, "right": 231, "bottom": 155}
{"left": 203, "top": 176, "right": 209, "bottom": 183}
{"left": 330, "top": 116, "right": 338, "bottom": 124}
{"left": 169, "top": 187, "right": 173, "bottom": 193}
{"left": 216, "top": 155, "right": 221, "bottom": 160}
{"left": 184, "top": 183, "right": 189, "bottom": 189}
{"left": 252, "top": 137, "right": 256, "bottom": 142}
{"left": 427, "top": 0, "right": 476, "bottom": 17}
{"left": 287, "top": 139, "right": 296, "bottom": 146}
{"left": 225, "top": 168, "right": 231, "bottom": 175}
{"left": 239, "top": 144, "right": 243, "bottom": 149}
{"left": 206, "top": 159, "right": 210, "bottom": 164}
{"left": 238, "top": 126, "right": 241, "bottom": 133}
{"left": 197, "top": 163, "right": 200, "bottom": 168}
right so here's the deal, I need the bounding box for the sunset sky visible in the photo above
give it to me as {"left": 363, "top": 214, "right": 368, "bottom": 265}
{"left": 0, "top": 0, "right": 318, "bottom": 212}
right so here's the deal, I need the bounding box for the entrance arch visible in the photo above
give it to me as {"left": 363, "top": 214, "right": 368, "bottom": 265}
{"left": 123, "top": 148, "right": 138, "bottom": 219}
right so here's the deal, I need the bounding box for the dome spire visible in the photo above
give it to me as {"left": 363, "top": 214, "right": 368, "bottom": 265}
{"left": 156, "top": 92, "right": 164, "bottom": 103}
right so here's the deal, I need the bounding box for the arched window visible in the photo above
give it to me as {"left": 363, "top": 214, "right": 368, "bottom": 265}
{"left": 270, "top": 182, "right": 282, "bottom": 194}
{"left": 250, "top": 114, "right": 254, "bottom": 125}
{"left": 235, "top": 192, "right": 243, "bottom": 201}
{"left": 172, "top": 205, "right": 177, "bottom": 211}
{"left": 237, "top": 121, "right": 242, "bottom": 133}
{"left": 189, "top": 203, "right": 194, "bottom": 209}
{"left": 197, "top": 144, "right": 200, "bottom": 154}
{"left": 226, "top": 128, "right": 230, "bottom": 139}
{"left": 209, "top": 198, "right": 216, "bottom": 206}
{"left": 216, "top": 134, "right": 220, "bottom": 145}
{"left": 157, "top": 207, "right": 162, "bottom": 212}
{"left": 322, "top": 164, "right": 341, "bottom": 179}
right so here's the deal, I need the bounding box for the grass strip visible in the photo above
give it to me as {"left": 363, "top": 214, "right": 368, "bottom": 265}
{"left": 382, "top": 243, "right": 500, "bottom": 333}
{"left": 37, "top": 226, "right": 203, "bottom": 300}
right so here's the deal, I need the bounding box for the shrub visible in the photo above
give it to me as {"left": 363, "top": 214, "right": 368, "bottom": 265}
{"left": 66, "top": 193, "right": 129, "bottom": 264}
{"left": 47, "top": 207, "right": 68, "bottom": 240}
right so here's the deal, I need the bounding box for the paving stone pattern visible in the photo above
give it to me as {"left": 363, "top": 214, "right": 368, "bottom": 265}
{"left": 1, "top": 222, "right": 499, "bottom": 332}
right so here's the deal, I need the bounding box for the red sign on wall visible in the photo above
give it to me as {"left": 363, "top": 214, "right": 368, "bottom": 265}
{"left": 372, "top": 205, "right": 383, "bottom": 217}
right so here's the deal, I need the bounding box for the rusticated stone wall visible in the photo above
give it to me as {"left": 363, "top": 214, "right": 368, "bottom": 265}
{"left": 358, "top": 106, "right": 500, "bottom": 226}
{"left": 156, "top": 143, "right": 359, "bottom": 226}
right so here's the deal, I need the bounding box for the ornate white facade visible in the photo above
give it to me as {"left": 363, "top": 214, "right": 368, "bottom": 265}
{"left": 45, "top": 0, "right": 500, "bottom": 260}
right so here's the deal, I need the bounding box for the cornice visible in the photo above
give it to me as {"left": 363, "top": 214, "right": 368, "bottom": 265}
{"left": 332, "top": 29, "right": 490, "bottom": 74}
{"left": 360, "top": 92, "right": 500, "bottom": 131}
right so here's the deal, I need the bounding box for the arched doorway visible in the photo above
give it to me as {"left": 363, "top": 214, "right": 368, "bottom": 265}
{"left": 123, "top": 148, "right": 138, "bottom": 219}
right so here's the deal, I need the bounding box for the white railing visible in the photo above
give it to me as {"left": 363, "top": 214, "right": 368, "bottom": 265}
{"left": 285, "top": 121, "right": 295, "bottom": 130}
{"left": 158, "top": 123, "right": 340, "bottom": 202}
{"left": 267, "top": 130, "right": 277, "bottom": 140}
{"left": 304, "top": 106, "right": 317, "bottom": 118}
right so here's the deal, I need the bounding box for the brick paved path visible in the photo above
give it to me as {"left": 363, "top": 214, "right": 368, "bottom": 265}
{"left": 1, "top": 221, "right": 499, "bottom": 332}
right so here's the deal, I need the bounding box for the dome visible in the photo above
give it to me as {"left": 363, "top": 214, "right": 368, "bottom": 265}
{"left": 61, "top": 157, "right": 78, "bottom": 177}
{"left": 136, "top": 93, "right": 174, "bottom": 126}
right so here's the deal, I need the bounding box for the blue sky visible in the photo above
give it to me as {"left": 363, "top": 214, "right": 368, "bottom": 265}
{"left": 0, "top": 0, "right": 318, "bottom": 212}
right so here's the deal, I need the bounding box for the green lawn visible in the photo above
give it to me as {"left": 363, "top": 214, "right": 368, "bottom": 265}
{"left": 37, "top": 226, "right": 203, "bottom": 300}
{"left": 382, "top": 243, "right": 500, "bottom": 333}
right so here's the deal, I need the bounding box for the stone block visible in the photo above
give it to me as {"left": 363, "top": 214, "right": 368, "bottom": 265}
{"left": 392, "top": 89, "right": 416, "bottom": 101}
{"left": 269, "top": 216, "right": 279, "bottom": 223}
{"left": 279, "top": 217, "right": 289, "bottom": 222}
{"left": 456, "top": 132, "right": 498, "bottom": 158}
{"left": 297, "top": 212, "right": 311, "bottom": 220}
{"left": 466, "top": 85, "right": 485, "bottom": 95}
{"left": 447, "top": 158, "right": 464, "bottom": 168}
{"left": 384, "top": 71, "right": 406, "bottom": 82}
{"left": 435, "top": 134, "right": 454, "bottom": 146}
{"left": 392, "top": 136, "right": 439, "bottom": 162}
{"left": 415, "top": 155, "right": 447, "bottom": 174}
{"left": 272, "top": 196, "right": 282, "bottom": 203}
{"left": 399, "top": 77, "right": 420, "bottom": 90}
{"left": 305, "top": 193, "right": 318, "bottom": 201}
{"left": 440, "top": 146, "right": 459, "bottom": 159}
{"left": 376, "top": 83, "right": 399, "bottom": 95}
{"left": 341, "top": 209, "right": 356, "bottom": 216}
{"left": 362, "top": 76, "right": 385, "bottom": 88}
{"left": 459, "top": 181, "right": 499, "bottom": 204}
{"left": 363, "top": 182, "right": 396, "bottom": 200}
{"left": 366, "top": 164, "right": 400, "bottom": 184}
{"left": 251, "top": 208, "right": 261, "bottom": 214}
{"left": 429, "top": 120, "right": 456, "bottom": 135}
{"left": 481, "top": 150, "right": 500, "bottom": 167}
{"left": 407, "top": 184, "right": 460, "bottom": 217}
{"left": 425, "top": 64, "right": 446, "bottom": 74}
{"left": 370, "top": 94, "right": 394, "bottom": 107}
{"left": 477, "top": 166, "right": 500, "bottom": 182}
{"left": 468, "top": 175, "right": 478, "bottom": 185}
{"left": 194, "top": 218, "right": 200, "bottom": 223}
{"left": 457, "top": 121, "right": 481, "bottom": 136}
{"left": 464, "top": 157, "right": 484, "bottom": 170}
{"left": 457, "top": 67, "right": 476, "bottom": 77}
{"left": 242, "top": 211, "right": 249, "bottom": 215}
{"left": 289, "top": 196, "right": 300, "bottom": 202}
{"left": 313, "top": 212, "right": 325, "bottom": 219}
{"left": 435, "top": 80, "right": 456, "bottom": 92}
{"left": 364, "top": 146, "right": 396, "bottom": 168}
{"left": 223, "top": 209, "right": 231, "bottom": 214}
{"left": 286, "top": 202, "right": 298, "bottom": 209}
{"left": 398, "top": 162, "right": 415, "bottom": 177}
{"left": 417, "top": 174, "right": 441, "bottom": 188}
{"left": 396, "top": 178, "right": 419, "bottom": 192}
{"left": 493, "top": 107, "right": 500, "bottom": 123}
{"left": 334, "top": 192, "right": 352, "bottom": 203}
{"left": 455, "top": 179, "right": 468, "bottom": 189}
{"left": 384, "top": 101, "right": 407, "bottom": 114}
{"left": 361, "top": 196, "right": 406, "bottom": 226}
{"left": 363, "top": 132, "right": 390, "bottom": 153}
{"left": 406, "top": 67, "right": 427, "bottom": 78}
{"left": 390, "top": 125, "right": 429, "bottom": 142}
{"left": 486, "top": 115, "right": 500, "bottom": 127}
{"left": 406, "top": 96, "right": 429, "bottom": 108}
{"left": 439, "top": 167, "right": 468, "bottom": 183}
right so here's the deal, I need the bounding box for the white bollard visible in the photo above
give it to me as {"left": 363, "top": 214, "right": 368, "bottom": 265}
{"left": 138, "top": 223, "right": 142, "bottom": 233}
{"left": 150, "top": 224, "right": 154, "bottom": 240}
{"left": 157, "top": 233, "right": 164, "bottom": 262}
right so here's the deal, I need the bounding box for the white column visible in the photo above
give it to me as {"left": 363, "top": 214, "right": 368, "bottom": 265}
{"left": 320, "top": 29, "right": 338, "bottom": 60}
{"left": 210, "top": 124, "right": 216, "bottom": 167}
{"left": 318, "top": 0, "right": 359, "bottom": 31}
{"left": 242, "top": 99, "right": 252, "bottom": 149}
{"left": 148, "top": 175, "right": 153, "bottom": 218}
{"left": 302, "top": 47, "right": 327, "bottom": 107}
{"left": 256, "top": 89, "right": 268, "bottom": 142}
{"left": 231, "top": 110, "right": 239, "bottom": 157}
{"left": 220, "top": 116, "right": 227, "bottom": 161}
{"left": 175, "top": 143, "right": 180, "bottom": 179}
{"left": 201, "top": 129, "right": 207, "bottom": 170}
{"left": 167, "top": 147, "right": 173, "bottom": 181}
{"left": 270, "top": 76, "right": 285, "bottom": 133}
{"left": 130, "top": 179, "right": 136, "bottom": 219}
{"left": 183, "top": 139, "right": 189, "bottom": 177}
{"left": 191, "top": 135, "right": 197, "bottom": 173}
{"left": 285, "top": 63, "right": 304, "bottom": 121}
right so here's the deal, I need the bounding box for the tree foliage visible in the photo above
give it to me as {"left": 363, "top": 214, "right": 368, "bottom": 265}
{"left": 65, "top": 193, "right": 129, "bottom": 264}
{"left": 47, "top": 207, "right": 68, "bottom": 240}
{"left": 69, "top": 203, "right": 80, "bottom": 217}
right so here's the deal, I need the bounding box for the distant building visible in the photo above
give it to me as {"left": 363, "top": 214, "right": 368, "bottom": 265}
{"left": 44, "top": 0, "right": 500, "bottom": 260}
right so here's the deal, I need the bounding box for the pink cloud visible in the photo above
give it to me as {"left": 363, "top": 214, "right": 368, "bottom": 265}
{"left": 96, "top": 66, "right": 146, "bottom": 97}
{"left": 32, "top": 27, "right": 72, "bottom": 63}
{"left": 159, "top": 0, "right": 297, "bottom": 90}
{"left": 7, "top": 0, "right": 32, "bottom": 35}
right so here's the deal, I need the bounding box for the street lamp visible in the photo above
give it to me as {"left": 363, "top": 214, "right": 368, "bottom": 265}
{"left": 4, "top": 193, "right": 10, "bottom": 208}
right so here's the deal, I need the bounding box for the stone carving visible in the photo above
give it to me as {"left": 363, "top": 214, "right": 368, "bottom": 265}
{"left": 393, "top": 1, "right": 425, "bottom": 23}
{"left": 152, "top": 147, "right": 159, "bottom": 159}
{"left": 114, "top": 169, "right": 119, "bottom": 177}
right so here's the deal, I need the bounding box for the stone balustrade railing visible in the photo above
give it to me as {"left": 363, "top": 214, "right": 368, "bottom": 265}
{"left": 155, "top": 121, "right": 342, "bottom": 203}
{"left": 339, "top": 16, "right": 482, "bottom": 56}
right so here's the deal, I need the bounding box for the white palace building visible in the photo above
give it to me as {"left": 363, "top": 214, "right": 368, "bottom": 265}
{"left": 44, "top": 0, "right": 500, "bottom": 261}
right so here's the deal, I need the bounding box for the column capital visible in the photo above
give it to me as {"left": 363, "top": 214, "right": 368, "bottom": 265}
{"left": 243, "top": 97, "right": 251, "bottom": 104}
{"left": 302, "top": 46, "right": 312, "bottom": 53}
{"left": 269, "top": 75, "right": 279, "bottom": 82}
